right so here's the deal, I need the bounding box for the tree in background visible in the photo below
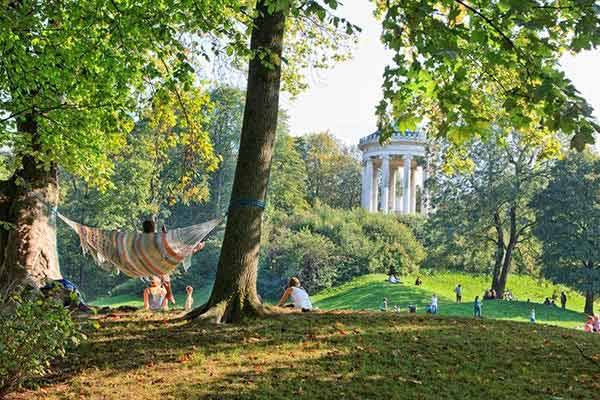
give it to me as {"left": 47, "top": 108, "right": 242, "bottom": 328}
{"left": 531, "top": 153, "right": 600, "bottom": 314}
{"left": 301, "top": 131, "right": 361, "bottom": 209}
{"left": 426, "top": 132, "right": 554, "bottom": 296}
{"left": 0, "top": 0, "right": 241, "bottom": 293}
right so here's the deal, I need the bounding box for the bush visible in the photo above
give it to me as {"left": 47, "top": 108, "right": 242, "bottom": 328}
{"left": 259, "top": 205, "right": 426, "bottom": 300}
{"left": 0, "top": 292, "right": 82, "bottom": 397}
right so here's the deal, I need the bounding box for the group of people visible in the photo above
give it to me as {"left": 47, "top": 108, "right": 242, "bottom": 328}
{"left": 542, "top": 292, "right": 568, "bottom": 309}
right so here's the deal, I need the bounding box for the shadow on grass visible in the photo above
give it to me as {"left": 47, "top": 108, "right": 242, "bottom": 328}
{"left": 19, "top": 311, "right": 599, "bottom": 400}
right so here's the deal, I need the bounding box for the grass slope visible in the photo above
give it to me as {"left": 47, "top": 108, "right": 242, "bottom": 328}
{"left": 313, "top": 273, "right": 596, "bottom": 329}
{"left": 8, "top": 311, "right": 600, "bottom": 400}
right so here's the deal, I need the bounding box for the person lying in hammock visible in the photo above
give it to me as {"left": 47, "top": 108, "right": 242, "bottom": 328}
{"left": 277, "top": 277, "right": 313, "bottom": 312}
{"left": 143, "top": 276, "right": 168, "bottom": 311}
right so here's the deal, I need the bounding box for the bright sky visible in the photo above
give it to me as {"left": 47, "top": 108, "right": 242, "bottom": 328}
{"left": 284, "top": 2, "right": 600, "bottom": 147}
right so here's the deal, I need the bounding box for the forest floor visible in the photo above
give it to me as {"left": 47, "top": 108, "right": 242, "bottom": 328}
{"left": 7, "top": 310, "right": 600, "bottom": 400}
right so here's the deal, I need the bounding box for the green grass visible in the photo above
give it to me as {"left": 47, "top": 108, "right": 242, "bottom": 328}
{"left": 89, "top": 285, "right": 212, "bottom": 309}
{"left": 8, "top": 311, "right": 600, "bottom": 400}
{"left": 313, "top": 273, "right": 597, "bottom": 329}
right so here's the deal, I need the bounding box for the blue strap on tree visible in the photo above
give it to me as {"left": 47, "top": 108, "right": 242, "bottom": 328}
{"left": 227, "top": 198, "right": 267, "bottom": 214}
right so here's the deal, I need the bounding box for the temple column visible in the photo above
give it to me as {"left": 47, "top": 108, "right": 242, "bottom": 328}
{"left": 381, "top": 155, "right": 390, "bottom": 213}
{"left": 371, "top": 159, "right": 379, "bottom": 212}
{"left": 402, "top": 155, "right": 412, "bottom": 215}
{"left": 362, "top": 158, "right": 373, "bottom": 210}
{"left": 389, "top": 164, "right": 397, "bottom": 213}
{"left": 410, "top": 164, "right": 417, "bottom": 213}
{"left": 419, "top": 165, "right": 426, "bottom": 214}
{"left": 395, "top": 167, "right": 402, "bottom": 213}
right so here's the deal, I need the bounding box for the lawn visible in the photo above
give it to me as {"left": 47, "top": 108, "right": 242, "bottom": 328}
{"left": 8, "top": 310, "right": 600, "bottom": 400}
{"left": 89, "top": 285, "right": 213, "bottom": 309}
{"left": 312, "top": 273, "right": 597, "bottom": 329}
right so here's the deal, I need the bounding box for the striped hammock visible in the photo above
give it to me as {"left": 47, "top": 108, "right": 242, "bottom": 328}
{"left": 58, "top": 214, "right": 222, "bottom": 278}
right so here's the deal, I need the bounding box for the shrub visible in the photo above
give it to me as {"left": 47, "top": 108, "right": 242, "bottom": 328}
{"left": 259, "top": 205, "right": 426, "bottom": 299}
{"left": 0, "top": 292, "right": 82, "bottom": 397}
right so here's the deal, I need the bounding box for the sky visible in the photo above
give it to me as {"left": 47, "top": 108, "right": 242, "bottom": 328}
{"left": 283, "top": 2, "right": 600, "bottom": 147}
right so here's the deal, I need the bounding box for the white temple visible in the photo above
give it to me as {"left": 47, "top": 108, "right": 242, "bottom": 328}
{"left": 358, "top": 130, "right": 427, "bottom": 215}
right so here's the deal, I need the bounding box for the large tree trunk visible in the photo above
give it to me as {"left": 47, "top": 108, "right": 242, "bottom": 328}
{"left": 187, "top": 1, "right": 285, "bottom": 323}
{"left": 0, "top": 115, "right": 61, "bottom": 296}
{"left": 584, "top": 290, "right": 594, "bottom": 315}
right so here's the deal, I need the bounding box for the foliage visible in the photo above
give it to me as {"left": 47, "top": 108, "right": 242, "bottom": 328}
{"left": 0, "top": 293, "right": 82, "bottom": 397}
{"left": 376, "top": 0, "right": 600, "bottom": 156}
{"left": 7, "top": 310, "right": 600, "bottom": 399}
{"left": 0, "top": 0, "right": 242, "bottom": 187}
{"left": 424, "top": 133, "right": 552, "bottom": 288}
{"left": 299, "top": 131, "right": 362, "bottom": 209}
{"left": 531, "top": 152, "right": 600, "bottom": 311}
{"left": 259, "top": 206, "right": 425, "bottom": 299}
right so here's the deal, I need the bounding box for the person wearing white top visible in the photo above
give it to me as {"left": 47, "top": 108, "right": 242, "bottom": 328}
{"left": 431, "top": 294, "right": 438, "bottom": 314}
{"left": 144, "top": 276, "right": 168, "bottom": 311}
{"left": 277, "top": 277, "right": 313, "bottom": 311}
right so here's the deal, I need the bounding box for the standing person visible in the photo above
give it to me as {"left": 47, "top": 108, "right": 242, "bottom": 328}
{"left": 473, "top": 296, "right": 482, "bottom": 318}
{"left": 560, "top": 291, "right": 567, "bottom": 310}
{"left": 277, "top": 277, "right": 313, "bottom": 311}
{"left": 530, "top": 308, "right": 536, "bottom": 323}
{"left": 430, "top": 294, "right": 438, "bottom": 314}
{"left": 454, "top": 284, "right": 463, "bottom": 303}
{"left": 380, "top": 297, "right": 389, "bottom": 311}
{"left": 184, "top": 286, "right": 194, "bottom": 311}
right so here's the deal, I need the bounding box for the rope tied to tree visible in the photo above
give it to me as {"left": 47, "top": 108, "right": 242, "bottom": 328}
{"left": 227, "top": 198, "right": 267, "bottom": 214}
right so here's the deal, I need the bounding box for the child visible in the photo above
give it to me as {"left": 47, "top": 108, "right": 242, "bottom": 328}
{"left": 185, "top": 286, "right": 194, "bottom": 311}
{"left": 530, "top": 308, "right": 536, "bottom": 323}
{"left": 380, "top": 297, "right": 388, "bottom": 311}
{"left": 430, "top": 294, "right": 438, "bottom": 314}
{"left": 473, "top": 295, "right": 482, "bottom": 318}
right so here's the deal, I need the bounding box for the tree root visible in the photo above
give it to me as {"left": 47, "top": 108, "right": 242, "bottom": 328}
{"left": 575, "top": 342, "right": 600, "bottom": 369}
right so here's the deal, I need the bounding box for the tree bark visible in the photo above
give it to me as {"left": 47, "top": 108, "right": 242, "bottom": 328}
{"left": 493, "top": 206, "right": 518, "bottom": 298}
{"left": 490, "top": 210, "right": 504, "bottom": 293}
{"left": 584, "top": 290, "right": 594, "bottom": 315}
{"left": 187, "top": 1, "right": 286, "bottom": 323}
{"left": 0, "top": 115, "right": 61, "bottom": 296}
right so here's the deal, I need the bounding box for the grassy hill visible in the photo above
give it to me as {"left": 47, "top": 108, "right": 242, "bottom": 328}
{"left": 8, "top": 311, "right": 600, "bottom": 400}
{"left": 313, "top": 273, "right": 595, "bottom": 329}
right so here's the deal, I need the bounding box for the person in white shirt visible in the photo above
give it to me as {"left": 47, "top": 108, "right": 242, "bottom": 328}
{"left": 454, "top": 284, "right": 463, "bottom": 303}
{"left": 431, "top": 294, "right": 438, "bottom": 314}
{"left": 277, "top": 277, "right": 313, "bottom": 311}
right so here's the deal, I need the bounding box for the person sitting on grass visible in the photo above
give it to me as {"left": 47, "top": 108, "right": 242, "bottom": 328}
{"left": 583, "top": 315, "right": 595, "bottom": 333}
{"left": 473, "top": 296, "right": 482, "bottom": 318}
{"left": 144, "top": 276, "right": 167, "bottom": 311}
{"left": 388, "top": 274, "right": 400, "bottom": 284}
{"left": 415, "top": 276, "right": 423, "bottom": 286}
{"left": 543, "top": 297, "right": 551, "bottom": 305}
{"left": 277, "top": 277, "right": 313, "bottom": 312}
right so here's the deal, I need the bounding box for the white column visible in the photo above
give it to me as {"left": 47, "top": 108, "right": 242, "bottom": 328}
{"left": 381, "top": 155, "right": 390, "bottom": 213}
{"left": 389, "top": 166, "right": 397, "bottom": 213}
{"left": 362, "top": 158, "right": 373, "bottom": 210}
{"left": 395, "top": 167, "right": 402, "bottom": 213}
{"left": 418, "top": 165, "right": 425, "bottom": 214}
{"left": 371, "top": 159, "right": 379, "bottom": 212}
{"left": 403, "top": 155, "right": 412, "bottom": 215}
{"left": 410, "top": 165, "right": 417, "bottom": 213}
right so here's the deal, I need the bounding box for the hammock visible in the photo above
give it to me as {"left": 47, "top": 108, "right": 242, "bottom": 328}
{"left": 58, "top": 213, "right": 223, "bottom": 278}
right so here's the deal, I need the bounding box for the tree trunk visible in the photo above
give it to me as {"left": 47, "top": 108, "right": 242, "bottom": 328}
{"left": 493, "top": 206, "right": 518, "bottom": 298}
{"left": 0, "top": 115, "right": 61, "bottom": 295}
{"left": 188, "top": 1, "right": 285, "bottom": 323}
{"left": 584, "top": 290, "right": 594, "bottom": 315}
{"left": 490, "top": 210, "right": 504, "bottom": 293}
